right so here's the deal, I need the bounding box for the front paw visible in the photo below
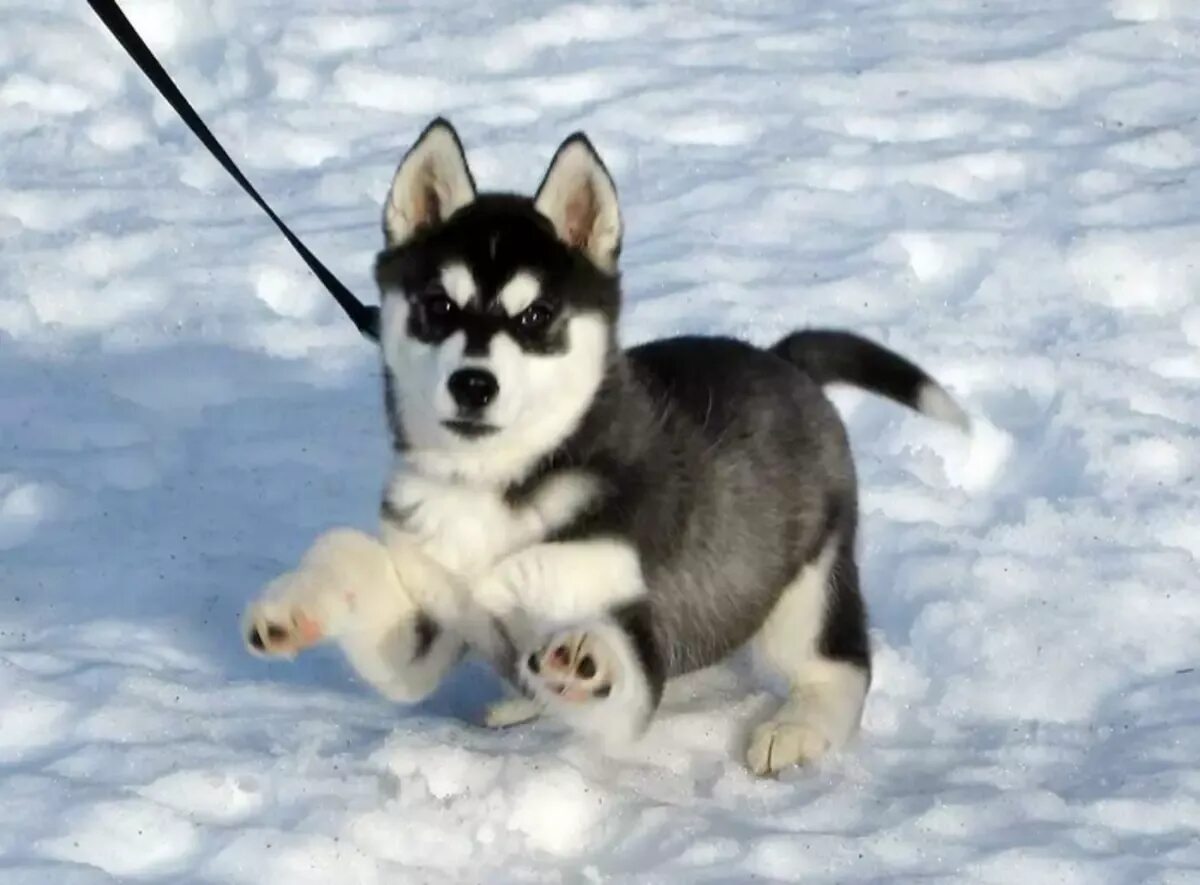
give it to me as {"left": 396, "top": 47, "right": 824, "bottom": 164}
{"left": 241, "top": 529, "right": 383, "bottom": 659}
{"left": 523, "top": 629, "right": 618, "bottom": 703}
{"left": 243, "top": 566, "right": 349, "bottom": 658}
{"left": 243, "top": 597, "right": 326, "bottom": 659}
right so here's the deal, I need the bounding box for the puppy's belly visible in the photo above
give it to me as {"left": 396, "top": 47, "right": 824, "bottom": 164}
{"left": 648, "top": 572, "right": 797, "bottom": 676}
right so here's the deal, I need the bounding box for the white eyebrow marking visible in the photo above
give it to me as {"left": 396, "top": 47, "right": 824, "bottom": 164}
{"left": 497, "top": 271, "right": 542, "bottom": 316}
{"left": 439, "top": 262, "right": 476, "bottom": 307}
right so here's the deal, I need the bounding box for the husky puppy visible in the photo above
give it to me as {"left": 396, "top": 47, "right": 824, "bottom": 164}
{"left": 243, "top": 119, "right": 967, "bottom": 774}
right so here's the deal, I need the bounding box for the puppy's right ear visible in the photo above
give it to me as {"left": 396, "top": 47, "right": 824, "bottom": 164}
{"left": 383, "top": 118, "right": 477, "bottom": 247}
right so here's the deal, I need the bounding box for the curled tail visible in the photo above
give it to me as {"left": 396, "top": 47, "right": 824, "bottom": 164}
{"left": 772, "top": 329, "right": 969, "bottom": 431}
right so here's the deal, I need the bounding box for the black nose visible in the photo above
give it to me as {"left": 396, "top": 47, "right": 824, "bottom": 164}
{"left": 447, "top": 368, "right": 498, "bottom": 411}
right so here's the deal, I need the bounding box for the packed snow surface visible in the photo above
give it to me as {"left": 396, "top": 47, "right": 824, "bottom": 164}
{"left": 2, "top": 0, "right": 1198, "bottom": 881}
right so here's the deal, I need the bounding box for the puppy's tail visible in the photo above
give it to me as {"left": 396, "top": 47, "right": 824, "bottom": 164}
{"left": 772, "top": 329, "right": 969, "bottom": 431}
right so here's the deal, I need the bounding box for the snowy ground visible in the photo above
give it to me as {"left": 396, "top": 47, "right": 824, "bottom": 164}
{"left": 2, "top": 0, "right": 1199, "bottom": 881}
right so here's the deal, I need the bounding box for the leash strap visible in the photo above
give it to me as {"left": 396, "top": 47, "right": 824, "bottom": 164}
{"left": 86, "top": 0, "right": 380, "bottom": 342}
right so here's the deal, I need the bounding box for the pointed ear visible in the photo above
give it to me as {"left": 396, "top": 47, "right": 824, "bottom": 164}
{"left": 534, "top": 134, "right": 622, "bottom": 273}
{"left": 383, "top": 118, "right": 476, "bottom": 247}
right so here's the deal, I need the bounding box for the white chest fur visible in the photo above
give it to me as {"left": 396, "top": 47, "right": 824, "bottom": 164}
{"left": 381, "top": 466, "right": 600, "bottom": 579}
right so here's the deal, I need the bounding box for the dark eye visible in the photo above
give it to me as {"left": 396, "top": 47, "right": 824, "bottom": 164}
{"left": 423, "top": 287, "right": 455, "bottom": 318}
{"left": 517, "top": 301, "right": 554, "bottom": 331}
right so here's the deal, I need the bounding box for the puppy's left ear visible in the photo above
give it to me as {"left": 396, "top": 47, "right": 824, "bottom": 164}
{"left": 534, "top": 134, "right": 622, "bottom": 273}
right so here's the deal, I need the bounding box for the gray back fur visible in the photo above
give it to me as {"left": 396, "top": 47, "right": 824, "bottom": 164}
{"left": 507, "top": 334, "right": 858, "bottom": 676}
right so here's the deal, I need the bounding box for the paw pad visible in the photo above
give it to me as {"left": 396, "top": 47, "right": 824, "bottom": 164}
{"left": 526, "top": 631, "right": 616, "bottom": 703}
{"left": 244, "top": 607, "right": 323, "bottom": 658}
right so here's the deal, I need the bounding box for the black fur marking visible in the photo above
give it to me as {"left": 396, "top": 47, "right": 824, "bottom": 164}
{"left": 490, "top": 616, "right": 521, "bottom": 683}
{"left": 576, "top": 654, "right": 596, "bottom": 679}
{"left": 772, "top": 329, "right": 937, "bottom": 418}
{"left": 412, "top": 613, "right": 440, "bottom": 660}
{"left": 610, "top": 599, "right": 666, "bottom": 710}
{"left": 502, "top": 462, "right": 609, "bottom": 528}
{"left": 381, "top": 497, "right": 418, "bottom": 526}
{"left": 818, "top": 542, "right": 872, "bottom": 675}
{"left": 382, "top": 371, "right": 407, "bottom": 452}
{"left": 375, "top": 194, "right": 619, "bottom": 358}
{"left": 461, "top": 315, "right": 499, "bottom": 357}
{"left": 802, "top": 492, "right": 845, "bottom": 565}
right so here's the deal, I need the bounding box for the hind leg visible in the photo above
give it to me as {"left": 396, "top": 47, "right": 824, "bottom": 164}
{"left": 746, "top": 538, "right": 871, "bottom": 776}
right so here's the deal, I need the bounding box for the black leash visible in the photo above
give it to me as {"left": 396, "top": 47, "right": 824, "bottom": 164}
{"left": 86, "top": 0, "right": 380, "bottom": 342}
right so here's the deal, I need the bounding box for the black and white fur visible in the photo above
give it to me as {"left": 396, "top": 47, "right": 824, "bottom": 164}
{"left": 243, "top": 119, "right": 968, "bottom": 775}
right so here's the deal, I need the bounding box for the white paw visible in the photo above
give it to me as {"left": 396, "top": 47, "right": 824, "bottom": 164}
{"left": 244, "top": 596, "right": 327, "bottom": 659}
{"left": 242, "top": 528, "right": 401, "bottom": 660}
{"left": 523, "top": 629, "right": 618, "bottom": 703}
{"left": 745, "top": 720, "right": 831, "bottom": 777}
{"left": 243, "top": 568, "right": 354, "bottom": 659}
{"left": 482, "top": 697, "right": 543, "bottom": 729}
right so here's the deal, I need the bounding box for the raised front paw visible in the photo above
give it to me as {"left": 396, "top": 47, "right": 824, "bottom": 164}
{"left": 523, "top": 629, "right": 618, "bottom": 703}
{"left": 244, "top": 597, "right": 326, "bottom": 659}
{"left": 241, "top": 529, "right": 384, "bottom": 660}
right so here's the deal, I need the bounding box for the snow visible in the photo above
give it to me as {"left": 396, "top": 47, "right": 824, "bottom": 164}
{"left": 2, "top": 0, "right": 1198, "bottom": 880}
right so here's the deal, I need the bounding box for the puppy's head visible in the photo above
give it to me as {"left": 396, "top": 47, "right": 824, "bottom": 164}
{"left": 374, "top": 119, "right": 622, "bottom": 484}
